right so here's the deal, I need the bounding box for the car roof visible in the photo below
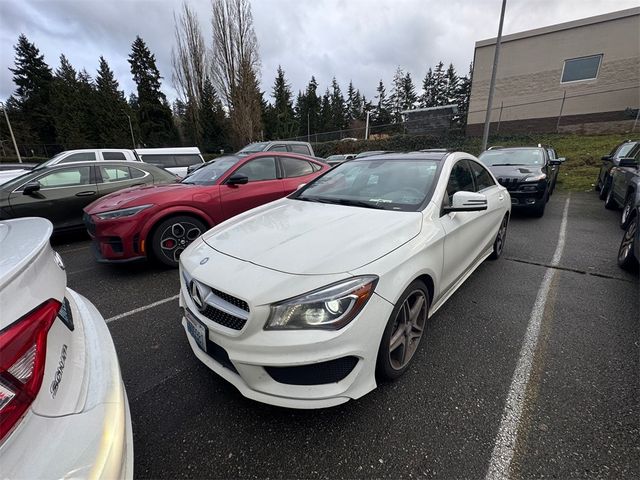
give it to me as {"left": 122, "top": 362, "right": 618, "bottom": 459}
{"left": 351, "top": 151, "right": 449, "bottom": 162}
{"left": 135, "top": 147, "right": 201, "bottom": 154}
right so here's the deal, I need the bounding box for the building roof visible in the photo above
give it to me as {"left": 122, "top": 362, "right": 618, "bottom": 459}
{"left": 401, "top": 104, "right": 458, "bottom": 114}
{"left": 476, "top": 6, "right": 640, "bottom": 47}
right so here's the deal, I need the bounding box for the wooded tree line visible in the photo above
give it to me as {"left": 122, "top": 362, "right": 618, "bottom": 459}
{"left": 1, "top": 0, "right": 471, "bottom": 157}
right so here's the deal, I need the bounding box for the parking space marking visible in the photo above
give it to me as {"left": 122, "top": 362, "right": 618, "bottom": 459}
{"left": 486, "top": 197, "right": 570, "bottom": 480}
{"left": 57, "top": 245, "right": 91, "bottom": 254}
{"left": 105, "top": 294, "right": 179, "bottom": 323}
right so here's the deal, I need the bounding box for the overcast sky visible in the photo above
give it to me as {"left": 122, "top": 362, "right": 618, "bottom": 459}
{"left": 0, "top": 0, "right": 636, "bottom": 104}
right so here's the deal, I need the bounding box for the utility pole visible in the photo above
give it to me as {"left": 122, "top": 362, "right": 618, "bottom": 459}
{"left": 365, "top": 111, "right": 371, "bottom": 140}
{"left": 0, "top": 101, "right": 22, "bottom": 163}
{"left": 307, "top": 111, "right": 310, "bottom": 143}
{"left": 124, "top": 113, "right": 135, "bottom": 149}
{"left": 481, "top": 0, "right": 507, "bottom": 152}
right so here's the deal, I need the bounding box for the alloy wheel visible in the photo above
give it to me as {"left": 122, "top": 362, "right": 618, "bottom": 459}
{"left": 495, "top": 216, "right": 508, "bottom": 256}
{"left": 388, "top": 289, "right": 428, "bottom": 370}
{"left": 619, "top": 217, "right": 637, "bottom": 265}
{"left": 621, "top": 199, "right": 632, "bottom": 227}
{"left": 159, "top": 221, "right": 202, "bottom": 263}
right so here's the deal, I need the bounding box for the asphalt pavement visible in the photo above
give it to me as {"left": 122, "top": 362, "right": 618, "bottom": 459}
{"left": 55, "top": 191, "right": 639, "bottom": 479}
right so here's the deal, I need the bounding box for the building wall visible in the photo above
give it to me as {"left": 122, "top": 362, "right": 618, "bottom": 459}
{"left": 467, "top": 9, "right": 640, "bottom": 135}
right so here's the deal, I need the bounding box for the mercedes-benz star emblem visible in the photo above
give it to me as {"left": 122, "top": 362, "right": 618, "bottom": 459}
{"left": 190, "top": 281, "right": 206, "bottom": 312}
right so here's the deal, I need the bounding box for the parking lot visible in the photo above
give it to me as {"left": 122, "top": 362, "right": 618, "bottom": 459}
{"left": 54, "top": 191, "right": 638, "bottom": 479}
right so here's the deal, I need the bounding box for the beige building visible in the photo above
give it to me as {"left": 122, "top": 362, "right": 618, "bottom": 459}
{"left": 467, "top": 7, "right": 640, "bottom": 136}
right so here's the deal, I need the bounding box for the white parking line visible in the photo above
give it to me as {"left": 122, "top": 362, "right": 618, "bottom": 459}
{"left": 105, "top": 294, "right": 179, "bottom": 323}
{"left": 57, "top": 245, "right": 91, "bottom": 254}
{"left": 486, "top": 197, "right": 571, "bottom": 480}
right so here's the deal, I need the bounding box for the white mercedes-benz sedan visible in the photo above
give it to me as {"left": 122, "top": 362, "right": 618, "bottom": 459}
{"left": 179, "top": 151, "right": 510, "bottom": 408}
{"left": 0, "top": 217, "right": 133, "bottom": 478}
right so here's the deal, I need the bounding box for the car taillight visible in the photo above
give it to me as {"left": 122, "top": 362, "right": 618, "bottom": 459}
{"left": 0, "top": 299, "right": 61, "bottom": 441}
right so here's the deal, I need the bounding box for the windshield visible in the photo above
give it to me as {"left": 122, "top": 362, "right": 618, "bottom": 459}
{"left": 237, "top": 142, "right": 268, "bottom": 154}
{"left": 616, "top": 143, "right": 637, "bottom": 158}
{"left": 479, "top": 149, "right": 544, "bottom": 166}
{"left": 32, "top": 152, "right": 65, "bottom": 171}
{"left": 295, "top": 159, "right": 439, "bottom": 211}
{"left": 181, "top": 156, "right": 240, "bottom": 185}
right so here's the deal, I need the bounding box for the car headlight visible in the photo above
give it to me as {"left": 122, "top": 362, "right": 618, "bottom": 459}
{"left": 96, "top": 204, "right": 153, "bottom": 220}
{"left": 265, "top": 276, "right": 378, "bottom": 330}
{"left": 524, "top": 173, "right": 546, "bottom": 182}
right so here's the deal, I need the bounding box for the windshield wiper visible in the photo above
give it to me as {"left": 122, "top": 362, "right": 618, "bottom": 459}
{"left": 298, "top": 196, "right": 386, "bottom": 209}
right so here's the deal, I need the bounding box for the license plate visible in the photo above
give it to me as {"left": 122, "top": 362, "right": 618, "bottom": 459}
{"left": 185, "top": 310, "right": 207, "bottom": 351}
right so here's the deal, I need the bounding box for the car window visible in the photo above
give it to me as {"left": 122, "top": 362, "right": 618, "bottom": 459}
{"left": 468, "top": 160, "right": 496, "bottom": 191}
{"left": 37, "top": 166, "right": 92, "bottom": 188}
{"left": 58, "top": 152, "right": 96, "bottom": 163}
{"left": 616, "top": 143, "right": 636, "bottom": 159}
{"left": 267, "top": 145, "right": 288, "bottom": 152}
{"left": 130, "top": 167, "right": 146, "bottom": 179}
{"left": 281, "top": 157, "right": 314, "bottom": 178}
{"left": 235, "top": 157, "right": 277, "bottom": 181}
{"left": 546, "top": 149, "right": 556, "bottom": 160}
{"left": 99, "top": 165, "right": 131, "bottom": 183}
{"left": 446, "top": 161, "right": 475, "bottom": 202}
{"left": 290, "top": 144, "right": 311, "bottom": 155}
{"left": 174, "top": 154, "right": 202, "bottom": 167}
{"left": 141, "top": 154, "right": 176, "bottom": 167}
{"left": 102, "top": 151, "right": 127, "bottom": 161}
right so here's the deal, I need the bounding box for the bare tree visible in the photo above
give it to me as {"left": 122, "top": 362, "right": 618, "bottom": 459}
{"left": 210, "top": 0, "right": 262, "bottom": 147}
{"left": 172, "top": 2, "right": 208, "bottom": 144}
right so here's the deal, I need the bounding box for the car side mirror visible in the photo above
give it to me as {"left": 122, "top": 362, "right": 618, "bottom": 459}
{"left": 443, "top": 191, "right": 488, "bottom": 213}
{"left": 226, "top": 173, "right": 249, "bottom": 185}
{"left": 23, "top": 181, "right": 41, "bottom": 195}
{"left": 549, "top": 158, "right": 564, "bottom": 166}
{"left": 601, "top": 155, "right": 612, "bottom": 162}
{"left": 618, "top": 157, "right": 639, "bottom": 168}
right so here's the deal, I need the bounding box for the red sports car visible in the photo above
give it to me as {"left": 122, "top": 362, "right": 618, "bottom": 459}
{"left": 83, "top": 152, "right": 329, "bottom": 267}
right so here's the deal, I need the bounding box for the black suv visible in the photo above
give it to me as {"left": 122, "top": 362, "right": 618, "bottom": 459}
{"left": 478, "top": 146, "right": 564, "bottom": 217}
{"left": 597, "top": 140, "right": 639, "bottom": 199}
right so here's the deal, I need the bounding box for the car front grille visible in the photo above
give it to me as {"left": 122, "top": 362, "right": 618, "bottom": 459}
{"left": 497, "top": 177, "right": 521, "bottom": 191}
{"left": 200, "top": 304, "right": 247, "bottom": 331}
{"left": 209, "top": 287, "right": 249, "bottom": 312}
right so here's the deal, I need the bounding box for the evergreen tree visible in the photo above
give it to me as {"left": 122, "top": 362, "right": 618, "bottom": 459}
{"left": 420, "top": 68, "right": 435, "bottom": 107}
{"left": 455, "top": 63, "right": 473, "bottom": 127}
{"left": 389, "top": 67, "right": 405, "bottom": 123}
{"left": 373, "top": 79, "right": 392, "bottom": 126}
{"left": 351, "top": 89, "right": 363, "bottom": 120}
{"left": 200, "top": 77, "right": 229, "bottom": 151}
{"left": 432, "top": 61, "right": 447, "bottom": 106}
{"left": 51, "top": 55, "right": 89, "bottom": 148}
{"left": 319, "top": 89, "right": 332, "bottom": 133}
{"left": 95, "top": 56, "right": 133, "bottom": 147}
{"left": 346, "top": 81, "right": 357, "bottom": 120}
{"left": 271, "top": 66, "right": 296, "bottom": 139}
{"left": 401, "top": 72, "right": 418, "bottom": 110}
{"left": 128, "top": 36, "right": 179, "bottom": 146}
{"left": 8, "top": 34, "right": 56, "bottom": 146}
{"left": 444, "top": 63, "right": 459, "bottom": 105}
{"left": 329, "top": 77, "right": 346, "bottom": 131}
{"left": 297, "top": 76, "right": 320, "bottom": 137}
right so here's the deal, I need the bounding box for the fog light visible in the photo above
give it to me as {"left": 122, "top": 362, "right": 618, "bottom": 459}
{"left": 526, "top": 198, "right": 536, "bottom": 205}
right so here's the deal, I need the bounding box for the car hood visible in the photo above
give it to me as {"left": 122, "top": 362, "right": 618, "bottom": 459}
{"left": 488, "top": 165, "right": 544, "bottom": 180}
{"left": 84, "top": 183, "right": 203, "bottom": 214}
{"left": 202, "top": 198, "right": 423, "bottom": 275}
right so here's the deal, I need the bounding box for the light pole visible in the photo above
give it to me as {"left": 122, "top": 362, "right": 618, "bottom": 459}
{"left": 481, "top": 0, "right": 507, "bottom": 152}
{"left": 364, "top": 111, "right": 371, "bottom": 140}
{"left": 123, "top": 112, "right": 135, "bottom": 149}
{"left": 307, "top": 111, "right": 310, "bottom": 143}
{"left": 0, "top": 101, "right": 22, "bottom": 162}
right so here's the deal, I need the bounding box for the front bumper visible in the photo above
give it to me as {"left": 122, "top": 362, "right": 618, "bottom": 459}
{"left": 0, "top": 290, "right": 133, "bottom": 479}
{"left": 179, "top": 287, "right": 393, "bottom": 409}
{"left": 84, "top": 212, "right": 146, "bottom": 262}
{"left": 507, "top": 185, "right": 547, "bottom": 207}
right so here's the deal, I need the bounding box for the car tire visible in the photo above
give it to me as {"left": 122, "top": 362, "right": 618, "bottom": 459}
{"left": 620, "top": 195, "right": 634, "bottom": 229}
{"left": 595, "top": 178, "right": 602, "bottom": 192}
{"left": 604, "top": 186, "right": 618, "bottom": 210}
{"left": 532, "top": 199, "right": 546, "bottom": 217}
{"left": 618, "top": 214, "right": 638, "bottom": 272}
{"left": 489, "top": 214, "right": 509, "bottom": 260}
{"left": 599, "top": 177, "right": 611, "bottom": 200}
{"left": 376, "top": 280, "right": 430, "bottom": 381}
{"left": 151, "top": 215, "right": 207, "bottom": 268}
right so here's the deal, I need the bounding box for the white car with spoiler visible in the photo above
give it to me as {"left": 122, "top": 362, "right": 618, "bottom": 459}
{"left": 0, "top": 217, "right": 133, "bottom": 478}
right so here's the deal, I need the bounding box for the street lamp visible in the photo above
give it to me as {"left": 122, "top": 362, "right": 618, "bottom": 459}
{"left": 0, "top": 101, "right": 22, "bottom": 163}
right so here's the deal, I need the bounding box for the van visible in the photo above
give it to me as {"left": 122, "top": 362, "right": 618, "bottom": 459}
{"left": 135, "top": 147, "right": 205, "bottom": 178}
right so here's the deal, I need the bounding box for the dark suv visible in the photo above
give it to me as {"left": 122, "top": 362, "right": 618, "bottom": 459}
{"left": 478, "top": 147, "right": 564, "bottom": 217}
{"left": 597, "top": 140, "right": 639, "bottom": 199}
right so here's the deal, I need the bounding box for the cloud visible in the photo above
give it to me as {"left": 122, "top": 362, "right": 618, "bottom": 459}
{"left": 1, "top": 0, "right": 637, "bottom": 105}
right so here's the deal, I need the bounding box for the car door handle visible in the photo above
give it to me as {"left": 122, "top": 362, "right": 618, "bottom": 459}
{"left": 498, "top": 194, "right": 505, "bottom": 201}
{"left": 75, "top": 191, "right": 96, "bottom": 197}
